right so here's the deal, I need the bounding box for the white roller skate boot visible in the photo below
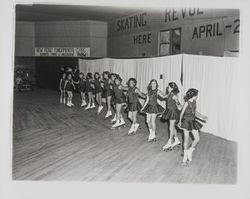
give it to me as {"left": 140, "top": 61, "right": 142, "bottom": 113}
{"left": 111, "top": 114, "right": 117, "bottom": 123}
{"left": 171, "top": 136, "right": 181, "bottom": 150}
{"left": 111, "top": 120, "right": 120, "bottom": 128}
{"left": 162, "top": 139, "right": 172, "bottom": 151}
{"left": 85, "top": 103, "right": 91, "bottom": 110}
{"left": 134, "top": 123, "right": 140, "bottom": 133}
{"left": 105, "top": 111, "right": 112, "bottom": 118}
{"left": 187, "top": 147, "right": 195, "bottom": 162}
{"left": 66, "top": 101, "right": 71, "bottom": 107}
{"left": 81, "top": 100, "right": 87, "bottom": 107}
{"left": 128, "top": 124, "right": 135, "bottom": 135}
{"left": 120, "top": 117, "right": 126, "bottom": 126}
{"left": 97, "top": 105, "right": 104, "bottom": 114}
{"left": 182, "top": 150, "right": 188, "bottom": 166}
{"left": 70, "top": 102, "right": 74, "bottom": 107}
{"left": 90, "top": 103, "right": 95, "bottom": 108}
{"left": 148, "top": 129, "right": 156, "bottom": 142}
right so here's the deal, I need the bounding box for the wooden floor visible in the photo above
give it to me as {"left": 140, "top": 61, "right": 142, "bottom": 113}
{"left": 12, "top": 89, "right": 237, "bottom": 183}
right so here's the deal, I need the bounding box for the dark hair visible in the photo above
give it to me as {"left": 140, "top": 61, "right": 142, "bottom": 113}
{"left": 103, "top": 71, "right": 111, "bottom": 79}
{"left": 168, "top": 82, "right": 179, "bottom": 94}
{"left": 86, "top": 72, "right": 92, "bottom": 79}
{"left": 111, "top": 73, "right": 118, "bottom": 79}
{"left": 79, "top": 72, "right": 84, "bottom": 76}
{"left": 115, "top": 75, "right": 122, "bottom": 83}
{"left": 147, "top": 79, "right": 158, "bottom": 92}
{"left": 94, "top": 72, "right": 100, "bottom": 79}
{"left": 184, "top": 88, "right": 198, "bottom": 101}
{"left": 127, "top": 78, "right": 137, "bottom": 87}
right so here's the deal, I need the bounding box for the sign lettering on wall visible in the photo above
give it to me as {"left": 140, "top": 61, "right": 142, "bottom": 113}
{"left": 116, "top": 12, "right": 147, "bottom": 31}
{"left": 165, "top": 8, "right": 204, "bottom": 22}
{"left": 35, "top": 47, "right": 90, "bottom": 57}
{"left": 191, "top": 18, "right": 240, "bottom": 40}
{"left": 133, "top": 33, "right": 152, "bottom": 44}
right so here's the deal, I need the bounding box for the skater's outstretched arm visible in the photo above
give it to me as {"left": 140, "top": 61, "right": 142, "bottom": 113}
{"left": 195, "top": 111, "right": 208, "bottom": 121}
{"left": 64, "top": 80, "right": 68, "bottom": 91}
{"left": 173, "top": 94, "right": 182, "bottom": 110}
{"left": 141, "top": 94, "right": 149, "bottom": 112}
{"left": 157, "top": 90, "right": 168, "bottom": 99}
{"left": 135, "top": 88, "right": 146, "bottom": 98}
{"left": 59, "top": 79, "right": 62, "bottom": 91}
{"left": 178, "top": 102, "right": 188, "bottom": 127}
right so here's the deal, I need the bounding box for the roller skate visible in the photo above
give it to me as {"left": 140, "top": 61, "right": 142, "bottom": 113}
{"left": 162, "top": 139, "right": 172, "bottom": 152}
{"left": 111, "top": 114, "right": 117, "bottom": 124}
{"left": 81, "top": 100, "right": 87, "bottom": 107}
{"left": 128, "top": 124, "right": 135, "bottom": 135}
{"left": 60, "top": 98, "right": 63, "bottom": 104}
{"left": 63, "top": 98, "right": 66, "bottom": 104}
{"left": 187, "top": 147, "right": 195, "bottom": 162}
{"left": 169, "top": 136, "right": 181, "bottom": 150}
{"left": 148, "top": 129, "right": 156, "bottom": 142}
{"left": 97, "top": 105, "right": 104, "bottom": 114}
{"left": 105, "top": 111, "right": 112, "bottom": 118}
{"left": 85, "top": 103, "right": 91, "bottom": 110}
{"left": 66, "top": 101, "right": 71, "bottom": 107}
{"left": 90, "top": 103, "right": 95, "bottom": 109}
{"left": 111, "top": 119, "right": 126, "bottom": 130}
{"left": 133, "top": 123, "right": 140, "bottom": 134}
{"left": 70, "top": 102, "right": 74, "bottom": 107}
{"left": 181, "top": 150, "right": 189, "bottom": 167}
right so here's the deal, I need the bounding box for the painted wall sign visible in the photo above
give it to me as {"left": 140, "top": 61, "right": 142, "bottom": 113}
{"left": 165, "top": 8, "right": 204, "bottom": 22}
{"left": 133, "top": 33, "right": 152, "bottom": 44}
{"left": 116, "top": 12, "right": 147, "bottom": 31}
{"left": 35, "top": 47, "right": 90, "bottom": 57}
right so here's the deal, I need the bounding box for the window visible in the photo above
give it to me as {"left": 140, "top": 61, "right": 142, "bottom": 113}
{"left": 159, "top": 28, "right": 181, "bottom": 56}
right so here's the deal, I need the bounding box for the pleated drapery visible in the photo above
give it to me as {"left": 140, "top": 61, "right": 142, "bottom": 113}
{"left": 79, "top": 54, "right": 239, "bottom": 141}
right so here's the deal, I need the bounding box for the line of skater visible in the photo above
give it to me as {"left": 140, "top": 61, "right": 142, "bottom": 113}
{"left": 59, "top": 71, "right": 208, "bottom": 166}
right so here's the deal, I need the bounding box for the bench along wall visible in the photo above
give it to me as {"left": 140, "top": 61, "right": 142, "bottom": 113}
{"left": 108, "top": 8, "right": 240, "bottom": 57}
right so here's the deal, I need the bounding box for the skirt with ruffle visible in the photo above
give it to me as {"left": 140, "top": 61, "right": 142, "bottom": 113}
{"left": 141, "top": 103, "right": 165, "bottom": 114}
{"left": 128, "top": 101, "right": 142, "bottom": 112}
{"left": 114, "top": 96, "right": 126, "bottom": 104}
{"left": 179, "top": 116, "right": 205, "bottom": 131}
{"left": 162, "top": 108, "right": 180, "bottom": 120}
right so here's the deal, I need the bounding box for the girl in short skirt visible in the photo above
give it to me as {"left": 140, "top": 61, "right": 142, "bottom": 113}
{"left": 85, "top": 73, "right": 95, "bottom": 110}
{"left": 94, "top": 72, "right": 104, "bottom": 114}
{"left": 103, "top": 71, "right": 113, "bottom": 118}
{"left": 111, "top": 75, "right": 127, "bottom": 128}
{"left": 59, "top": 73, "right": 67, "bottom": 104}
{"left": 162, "top": 82, "right": 182, "bottom": 151}
{"left": 126, "top": 78, "right": 146, "bottom": 135}
{"left": 178, "top": 88, "right": 208, "bottom": 166}
{"left": 141, "top": 79, "right": 167, "bottom": 142}
{"left": 78, "top": 73, "right": 87, "bottom": 107}
{"left": 110, "top": 73, "right": 119, "bottom": 122}
{"left": 64, "top": 73, "right": 76, "bottom": 107}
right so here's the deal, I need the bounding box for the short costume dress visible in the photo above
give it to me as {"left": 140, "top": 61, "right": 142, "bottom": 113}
{"left": 162, "top": 93, "right": 180, "bottom": 120}
{"left": 180, "top": 100, "right": 204, "bottom": 131}
{"left": 78, "top": 78, "right": 86, "bottom": 93}
{"left": 94, "top": 79, "right": 103, "bottom": 94}
{"left": 85, "top": 79, "right": 94, "bottom": 93}
{"left": 65, "top": 79, "right": 74, "bottom": 92}
{"left": 141, "top": 89, "right": 165, "bottom": 114}
{"left": 104, "top": 79, "right": 112, "bottom": 98}
{"left": 127, "top": 87, "right": 142, "bottom": 111}
{"left": 113, "top": 84, "right": 126, "bottom": 104}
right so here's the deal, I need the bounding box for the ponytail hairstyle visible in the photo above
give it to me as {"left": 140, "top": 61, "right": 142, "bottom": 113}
{"left": 184, "top": 88, "right": 198, "bottom": 101}
{"left": 147, "top": 79, "right": 158, "bottom": 92}
{"left": 168, "top": 82, "right": 179, "bottom": 94}
{"left": 127, "top": 78, "right": 137, "bottom": 87}
{"left": 94, "top": 72, "right": 100, "bottom": 79}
